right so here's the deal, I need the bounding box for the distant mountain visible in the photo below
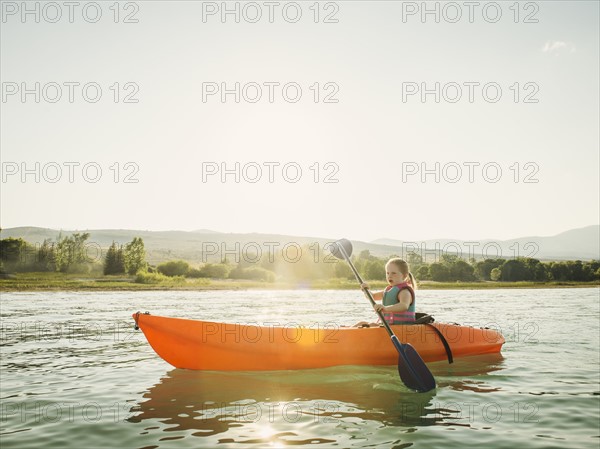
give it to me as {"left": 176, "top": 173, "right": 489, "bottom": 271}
{"left": 1, "top": 225, "right": 598, "bottom": 264}
{"left": 372, "top": 225, "right": 600, "bottom": 261}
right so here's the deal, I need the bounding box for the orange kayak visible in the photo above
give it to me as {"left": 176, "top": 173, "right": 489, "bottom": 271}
{"left": 133, "top": 313, "right": 505, "bottom": 371}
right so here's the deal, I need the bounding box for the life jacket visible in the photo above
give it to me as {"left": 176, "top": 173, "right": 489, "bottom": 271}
{"left": 381, "top": 282, "right": 416, "bottom": 324}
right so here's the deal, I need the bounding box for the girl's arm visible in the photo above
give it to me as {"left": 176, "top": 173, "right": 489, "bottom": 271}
{"left": 360, "top": 282, "right": 383, "bottom": 301}
{"left": 370, "top": 290, "right": 383, "bottom": 301}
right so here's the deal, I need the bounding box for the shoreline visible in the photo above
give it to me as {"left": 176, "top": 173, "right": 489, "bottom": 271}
{"left": 1, "top": 273, "right": 598, "bottom": 292}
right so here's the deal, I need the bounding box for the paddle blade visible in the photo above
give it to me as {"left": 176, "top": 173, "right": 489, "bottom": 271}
{"left": 397, "top": 343, "right": 436, "bottom": 393}
{"left": 329, "top": 239, "right": 353, "bottom": 259}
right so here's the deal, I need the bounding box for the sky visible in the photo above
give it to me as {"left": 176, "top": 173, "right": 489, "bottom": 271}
{"left": 1, "top": 1, "right": 598, "bottom": 243}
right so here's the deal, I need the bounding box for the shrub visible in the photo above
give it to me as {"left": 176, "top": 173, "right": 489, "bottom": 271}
{"left": 429, "top": 263, "right": 450, "bottom": 282}
{"left": 65, "top": 263, "right": 91, "bottom": 274}
{"left": 135, "top": 271, "right": 185, "bottom": 284}
{"left": 187, "top": 268, "right": 203, "bottom": 278}
{"left": 229, "top": 266, "right": 275, "bottom": 282}
{"left": 157, "top": 260, "right": 190, "bottom": 277}
{"left": 200, "top": 263, "right": 230, "bottom": 278}
{"left": 416, "top": 265, "right": 430, "bottom": 280}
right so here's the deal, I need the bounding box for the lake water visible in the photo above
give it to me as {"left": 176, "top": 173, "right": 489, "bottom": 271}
{"left": 1, "top": 288, "right": 599, "bottom": 449}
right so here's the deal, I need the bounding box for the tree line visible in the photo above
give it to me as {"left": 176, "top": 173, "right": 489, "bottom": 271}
{"left": 0, "top": 235, "right": 147, "bottom": 275}
{"left": 402, "top": 253, "right": 600, "bottom": 283}
{"left": 152, "top": 247, "right": 600, "bottom": 283}
{"left": 1, "top": 237, "right": 599, "bottom": 283}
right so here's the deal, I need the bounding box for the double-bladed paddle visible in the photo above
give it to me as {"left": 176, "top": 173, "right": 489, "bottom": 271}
{"left": 330, "top": 238, "right": 436, "bottom": 393}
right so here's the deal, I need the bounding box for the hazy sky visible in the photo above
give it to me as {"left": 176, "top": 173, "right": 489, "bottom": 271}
{"left": 1, "top": 1, "right": 598, "bottom": 242}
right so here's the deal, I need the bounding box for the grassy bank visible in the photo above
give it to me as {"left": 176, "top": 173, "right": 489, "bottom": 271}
{"left": 0, "top": 272, "right": 598, "bottom": 291}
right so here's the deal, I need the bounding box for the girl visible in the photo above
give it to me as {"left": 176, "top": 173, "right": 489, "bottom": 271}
{"left": 355, "top": 258, "right": 416, "bottom": 327}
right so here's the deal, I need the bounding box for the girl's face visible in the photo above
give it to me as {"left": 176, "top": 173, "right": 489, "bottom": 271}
{"left": 385, "top": 263, "right": 406, "bottom": 285}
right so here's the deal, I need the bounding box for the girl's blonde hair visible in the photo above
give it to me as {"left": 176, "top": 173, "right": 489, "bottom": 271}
{"left": 386, "top": 258, "right": 417, "bottom": 290}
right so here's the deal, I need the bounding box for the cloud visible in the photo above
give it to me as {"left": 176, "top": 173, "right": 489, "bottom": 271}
{"left": 542, "top": 41, "right": 576, "bottom": 54}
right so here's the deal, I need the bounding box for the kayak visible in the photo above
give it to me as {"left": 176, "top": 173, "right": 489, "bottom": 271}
{"left": 133, "top": 312, "right": 505, "bottom": 371}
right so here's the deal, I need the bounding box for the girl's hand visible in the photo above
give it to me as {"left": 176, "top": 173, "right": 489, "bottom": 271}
{"left": 360, "top": 282, "right": 370, "bottom": 291}
{"left": 373, "top": 304, "right": 385, "bottom": 313}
